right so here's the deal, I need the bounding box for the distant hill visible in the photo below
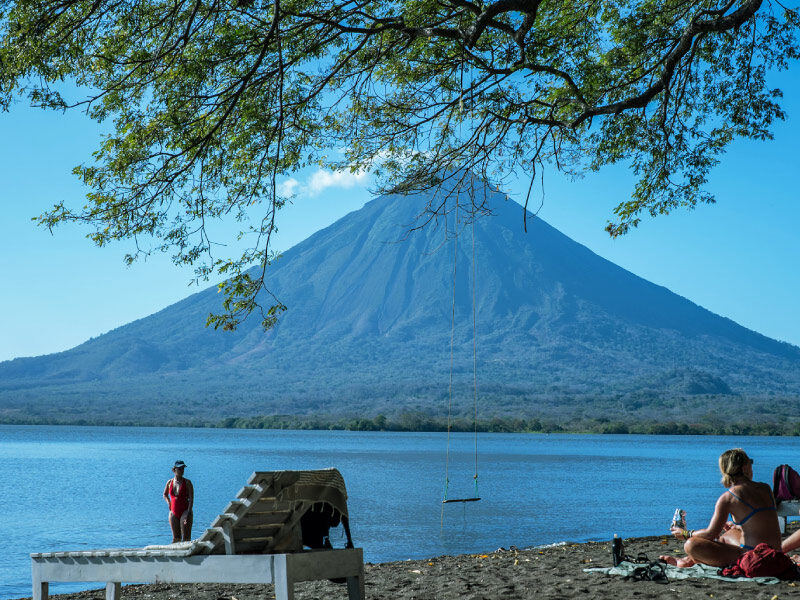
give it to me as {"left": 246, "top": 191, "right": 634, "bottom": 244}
{"left": 2, "top": 177, "right": 800, "bottom": 429}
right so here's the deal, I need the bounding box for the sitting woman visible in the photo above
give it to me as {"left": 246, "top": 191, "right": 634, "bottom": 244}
{"left": 660, "top": 448, "right": 781, "bottom": 567}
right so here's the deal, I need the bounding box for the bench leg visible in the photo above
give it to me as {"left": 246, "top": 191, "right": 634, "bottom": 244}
{"left": 106, "top": 582, "right": 121, "bottom": 600}
{"left": 346, "top": 570, "right": 364, "bottom": 600}
{"left": 33, "top": 580, "right": 48, "bottom": 600}
{"left": 273, "top": 555, "right": 294, "bottom": 600}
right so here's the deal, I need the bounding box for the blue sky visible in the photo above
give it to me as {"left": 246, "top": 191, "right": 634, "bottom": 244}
{"left": 1, "top": 76, "right": 798, "bottom": 363}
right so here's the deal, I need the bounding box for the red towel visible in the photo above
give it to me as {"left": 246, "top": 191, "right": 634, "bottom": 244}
{"left": 720, "top": 543, "right": 799, "bottom": 579}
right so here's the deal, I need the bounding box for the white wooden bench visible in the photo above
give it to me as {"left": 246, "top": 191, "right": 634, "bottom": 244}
{"left": 777, "top": 500, "right": 800, "bottom": 533}
{"left": 31, "top": 548, "right": 364, "bottom": 600}
{"left": 31, "top": 469, "right": 365, "bottom": 600}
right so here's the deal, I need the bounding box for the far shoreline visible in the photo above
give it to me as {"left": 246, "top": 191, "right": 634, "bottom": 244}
{"left": 1, "top": 415, "right": 799, "bottom": 437}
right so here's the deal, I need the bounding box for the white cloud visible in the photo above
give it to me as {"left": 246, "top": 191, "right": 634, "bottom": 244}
{"left": 307, "top": 168, "right": 369, "bottom": 196}
{"left": 278, "top": 177, "right": 300, "bottom": 197}
{"left": 278, "top": 168, "right": 370, "bottom": 199}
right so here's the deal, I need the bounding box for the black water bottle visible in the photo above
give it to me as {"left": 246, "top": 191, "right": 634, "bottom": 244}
{"left": 612, "top": 534, "right": 624, "bottom": 566}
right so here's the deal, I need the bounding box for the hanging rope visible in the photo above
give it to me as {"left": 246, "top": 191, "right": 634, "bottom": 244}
{"left": 441, "top": 198, "right": 481, "bottom": 506}
{"left": 441, "top": 191, "right": 482, "bottom": 509}
{"left": 471, "top": 213, "right": 479, "bottom": 500}
{"left": 441, "top": 37, "right": 480, "bottom": 520}
{"left": 466, "top": 45, "right": 479, "bottom": 500}
{"left": 441, "top": 194, "right": 459, "bottom": 523}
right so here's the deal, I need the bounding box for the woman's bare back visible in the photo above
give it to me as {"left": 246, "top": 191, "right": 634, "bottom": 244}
{"left": 726, "top": 480, "right": 781, "bottom": 549}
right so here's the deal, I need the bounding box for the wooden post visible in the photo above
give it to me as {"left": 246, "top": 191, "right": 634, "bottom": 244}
{"left": 273, "top": 554, "right": 294, "bottom": 600}
{"left": 346, "top": 573, "right": 364, "bottom": 600}
{"left": 105, "top": 582, "right": 121, "bottom": 600}
{"left": 32, "top": 578, "right": 48, "bottom": 600}
{"left": 221, "top": 521, "right": 236, "bottom": 555}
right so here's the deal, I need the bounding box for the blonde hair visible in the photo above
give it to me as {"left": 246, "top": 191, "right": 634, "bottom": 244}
{"left": 719, "top": 448, "right": 752, "bottom": 487}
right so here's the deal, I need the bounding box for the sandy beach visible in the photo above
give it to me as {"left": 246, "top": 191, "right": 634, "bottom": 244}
{"left": 17, "top": 534, "right": 800, "bottom": 600}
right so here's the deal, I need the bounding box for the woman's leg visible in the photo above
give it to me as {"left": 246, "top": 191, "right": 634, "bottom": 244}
{"left": 181, "top": 511, "right": 193, "bottom": 541}
{"left": 683, "top": 537, "right": 744, "bottom": 567}
{"left": 169, "top": 512, "right": 181, "bottom": 543}
{"left": 783, "top": 528, "right": 800, "bottom": 553}
{"left": 717, "top": 523, "right": 743, "bottom": 546}
{"left": 657, "top": 554, "right": 696, "bottom": 567}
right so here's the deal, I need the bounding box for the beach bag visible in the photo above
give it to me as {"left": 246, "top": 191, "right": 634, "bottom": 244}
{"left": 719, "top": 543, "right": 799, "bottom": 579}
{"left": 773, "top": 464, "right": 800, "bottom": 504}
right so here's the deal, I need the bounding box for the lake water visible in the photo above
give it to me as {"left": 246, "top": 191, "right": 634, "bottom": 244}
{"left": 2, "top": 426, "right": 800, "bottom": 599}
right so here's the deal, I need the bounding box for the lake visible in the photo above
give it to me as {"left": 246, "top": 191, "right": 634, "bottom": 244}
{"left": 2, "top": 425, "right": 799, "bottom": 599}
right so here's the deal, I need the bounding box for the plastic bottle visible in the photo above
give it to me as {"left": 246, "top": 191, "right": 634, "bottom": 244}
{"left": 612, "top": 534, "right": 624, "bottom": 566}
{"left": 671, "top": 508, "right": 686, "bottom": 531}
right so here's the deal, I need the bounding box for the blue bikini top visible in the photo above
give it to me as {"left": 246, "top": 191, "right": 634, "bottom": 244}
{"left": 727, "top": 489, "right": 776, "bottom": 526}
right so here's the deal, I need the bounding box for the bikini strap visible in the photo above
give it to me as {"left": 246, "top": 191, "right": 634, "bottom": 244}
{"left": 727, "top": 488, "right": 756, "bottom": 509}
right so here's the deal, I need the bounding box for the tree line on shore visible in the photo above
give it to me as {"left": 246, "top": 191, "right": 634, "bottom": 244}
{"left": 211, "top": 414, "right": 800, "bottom": 436}
{"left": 5, "top": 412, "right": 798, "bottom": 437}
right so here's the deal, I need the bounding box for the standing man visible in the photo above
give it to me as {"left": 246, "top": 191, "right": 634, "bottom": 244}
{"left": 163, "top": 460, "right": 194, "bottom": 543}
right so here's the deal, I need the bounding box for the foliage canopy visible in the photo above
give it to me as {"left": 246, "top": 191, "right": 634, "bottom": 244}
{"left": 0, "top": 0, "right": 798, "bottom": 328}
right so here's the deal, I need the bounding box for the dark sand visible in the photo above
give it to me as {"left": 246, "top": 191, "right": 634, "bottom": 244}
{"left": 17, "top": 534, "right": 800, "bottom": 600}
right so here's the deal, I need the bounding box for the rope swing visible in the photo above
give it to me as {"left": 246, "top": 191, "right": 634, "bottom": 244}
{"left": 441, "top": 190, "right": 480, "bottom": 509}
{"left": 441, "top": 40, "right": 480, "bottom": 515}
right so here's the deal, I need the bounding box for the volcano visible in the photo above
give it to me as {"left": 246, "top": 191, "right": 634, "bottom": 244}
{"left": 2, "top": 177, "right": 798, "bottom": 425}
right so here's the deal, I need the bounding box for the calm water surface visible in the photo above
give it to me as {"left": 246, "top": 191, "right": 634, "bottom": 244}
{"left": 2, "top": 425, "right": 800, "bottom": 599}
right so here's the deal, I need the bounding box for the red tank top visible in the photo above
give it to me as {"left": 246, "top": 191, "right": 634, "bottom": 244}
{"left": 168, "top": 479, "right": 190, "bottom": 515}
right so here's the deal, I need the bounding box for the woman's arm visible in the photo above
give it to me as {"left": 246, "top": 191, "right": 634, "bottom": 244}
{"left": 671, "top": 493, "right": 730, "bottom": 541}
{"left": 183, "top": 479, "right": 194, "bottom": 517}
{"left": 692, "top": 493, "right": 731, "bottom": 540}
{"left": 163, "top": 480, "right": 172, "bottom": 507}
{"left": 783, "top": 529, "right": 800, "bottom": 553}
